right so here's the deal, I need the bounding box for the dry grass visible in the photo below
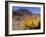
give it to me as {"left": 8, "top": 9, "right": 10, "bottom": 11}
{"left": 12, "top": 15, "right": 40, "bottom": 30}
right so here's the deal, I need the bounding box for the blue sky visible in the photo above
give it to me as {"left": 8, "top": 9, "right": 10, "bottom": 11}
{"left": 12, "top": 6, "right": 40, "bottom": 14}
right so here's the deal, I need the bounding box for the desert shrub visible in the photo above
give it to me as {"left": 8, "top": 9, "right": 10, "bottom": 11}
{"left": 15, "top": 16, "right": 21, "bottom": 21}
{"left": 20, "top": 16, "right": 40, "bottom": 30}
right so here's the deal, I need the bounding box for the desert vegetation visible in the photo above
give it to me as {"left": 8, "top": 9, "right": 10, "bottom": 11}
{"left": 12, "top": 8, "right": 40, "bottom": 30}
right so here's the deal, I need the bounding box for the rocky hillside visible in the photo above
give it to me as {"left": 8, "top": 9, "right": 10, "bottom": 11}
{"left": 12, "top": 8, "right": 40, "bottom": 30}
{"left": 13, "top": 8, "right": 33, "bottom": 16}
